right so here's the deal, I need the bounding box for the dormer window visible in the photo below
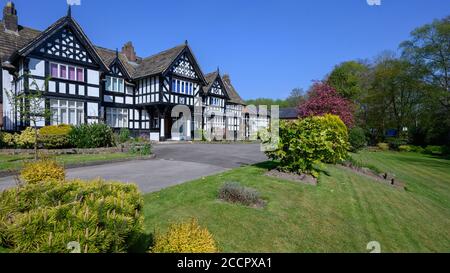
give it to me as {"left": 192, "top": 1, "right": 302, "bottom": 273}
{"left": 106, "top": 76, "right": 124, "bottom": 93}
{"left": 50, "top": 62, "right": 84, "bottom": 82}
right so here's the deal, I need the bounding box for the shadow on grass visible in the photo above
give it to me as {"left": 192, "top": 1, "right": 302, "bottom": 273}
{"left": 253, "top": 160, "right": 331, "bottom": 177}
{"left": 127, "top": 232, "right": 154, "bottom": 253}
{"left": 253, "top": 161, "right": 279, "bottom": 170}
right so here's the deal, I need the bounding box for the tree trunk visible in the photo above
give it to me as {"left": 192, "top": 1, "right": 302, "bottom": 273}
{"left": 33, "top": 121, "right": 38, "bottom": 161}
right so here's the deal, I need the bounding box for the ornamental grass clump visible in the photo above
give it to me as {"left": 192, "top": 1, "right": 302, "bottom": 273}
{"left": 20, "top": 159, "right": 65, "bottom": 184}
{"left": 0, "top": 179, "right": 144, "bottom": 253}
{"left": 218, "top": 182, "right": 264, "bottom": 208}
{"left": 151, "top": 218, "right": 218, "bottom": 253}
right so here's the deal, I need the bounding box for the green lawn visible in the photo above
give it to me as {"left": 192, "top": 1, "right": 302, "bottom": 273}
{"left": 0, "top": 153, "right": 142, "bottom": 171}
{"left": 143, "top": 151, "right": 450, "bottom": 253}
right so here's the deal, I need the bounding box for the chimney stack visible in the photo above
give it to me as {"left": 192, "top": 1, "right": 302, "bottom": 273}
{"left": 121, "top": 41, "right": 137, "bottom": 62}
{"left": 3, "top": 2, "right": 18, "bottom": 33}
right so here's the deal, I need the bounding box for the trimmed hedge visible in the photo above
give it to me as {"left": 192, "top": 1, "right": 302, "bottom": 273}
{"left": 69, "top": 123, "right": 115, "bottom": 149}
{"left": 39, "top": 125, "right": 73, "bottom": 149}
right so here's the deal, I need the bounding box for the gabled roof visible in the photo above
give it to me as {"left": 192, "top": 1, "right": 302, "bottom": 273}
{"left": 95, "top": 46, "right": 135, "bottom": 79}
{"left": 222, "top": 75, "right": 245, "bottom": 105}
{"left": 133, "top": 44, "right": 184, "bottom": 78}
{"left": 0, "top": 21, "right": 40, "bottom": 63}
{"left": 203, "top": 70, "right": 230, "bottom": 99}
{"left": 133, "top": 44, "right": 207, "bottom": 85}
{"left": 12, "top": 15, "right": 108, "bottom": 71}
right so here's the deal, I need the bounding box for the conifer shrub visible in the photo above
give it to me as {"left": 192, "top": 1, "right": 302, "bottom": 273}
{"left": 151, "top": 218, "right": 218, "bottom": 253}
{"left": 20, "top": 159, "right": 65, "bottom": 184}
{"left": 39, "top": 125, "right": 73, "bottom": 149}
{"left": 0, "top": 179, "right": 144, "bottom": 253}
{"left": 265, "top": 114, "right": 349, "bottom": 177}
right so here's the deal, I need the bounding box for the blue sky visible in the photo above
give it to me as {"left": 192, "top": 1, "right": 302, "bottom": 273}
{"left": 6, "top": 0, "right": 450, "bottom": 100}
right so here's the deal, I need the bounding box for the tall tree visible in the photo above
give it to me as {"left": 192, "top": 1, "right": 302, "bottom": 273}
{"left": 365, "top": 58, "right": 424, "bottom": 139}
{"left": 285, "top": 88, "right": 306, "bottom": 108}
{"left": 400, "top": 16, "right": 450, "bottom": 109}
{"left": 6, "top": 78, "right": 51, "bottom": 160}
{"left": 327, "top": 61, "right": 370, "bottom": 101}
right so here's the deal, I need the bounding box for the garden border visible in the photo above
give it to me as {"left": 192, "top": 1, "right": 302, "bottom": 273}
{"left": 0, "top": 154, "right": 156, "bottom": 178}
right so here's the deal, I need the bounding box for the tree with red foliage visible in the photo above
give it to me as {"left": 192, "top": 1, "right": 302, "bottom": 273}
{"left": 298, "top": 82, "right": 355, "bottom": 127}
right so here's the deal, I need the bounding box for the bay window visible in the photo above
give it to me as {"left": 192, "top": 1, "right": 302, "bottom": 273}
{"left": 106, "top": 76, "right": 125, "bottom": 93}
{"left": 50, "top": 99, "right": 84, "bottom": 126}
{"left": 50, "top": 62, "right": 84, "bottom": 82}
{"left": 106, "top": 108, "right": 128, "bottom": 128}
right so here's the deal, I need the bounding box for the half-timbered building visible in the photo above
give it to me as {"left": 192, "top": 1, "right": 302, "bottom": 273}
{"left": 0, "top": 2, "right": 263, "bottom": 141}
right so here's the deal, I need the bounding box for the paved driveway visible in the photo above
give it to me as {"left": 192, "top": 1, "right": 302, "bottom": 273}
{"left": 0, "top": 143, "right": 267, "bottom": 193}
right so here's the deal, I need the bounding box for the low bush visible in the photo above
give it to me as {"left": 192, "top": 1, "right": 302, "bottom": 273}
{"left": 39, "top": 125, "right": 73, "bottom": 149}
{"left": 69, "top": 123, "right": 115, "bottom": 148}
{"left": 264, "top": 114, "right": 349, "bottom": 177}
{"left": 424, "top": 145, "right": 444, "bottom": 155}
{"left": 218, "top": 182, "right": 263, "bottom": 207}
{"left": 409, "top": 145, "right": 425, "bottom": 153}
{"left": 20, "top": 159, "right": 65, "bottom": 184}
{"left": 151, "top": 218, "right": 217, "bottom": 253}
{"left": 0, "top": 132, "right": 16, "bottom": 148}
{"left": 377, "top": 143, "right": 389, "bottom": 151}
{"left": 349, "top": 127, "right": 367, "bottom": 152}
{"left": 118, "top": 128, "right": 131, "bottom": 144}
{"left": 387, "top": 138, "right": 408, "bottom": 151}
{"left": 0, "top": 179, "right": 144, "bottom": 253}
{"left": 398, "top": 145, "right": 412, "bottom": 152}
{"left": 15, "top": 127, "right": 36, "bottom": 149}
{"left": 129, "top": 143, "right": 152, "bottom": 156}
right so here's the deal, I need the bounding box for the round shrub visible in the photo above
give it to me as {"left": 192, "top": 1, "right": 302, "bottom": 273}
{"left": 151, "top": 218, "right": 218, "bottom": 253}
{"left": 349, "top": 127, "right": 367, "bottom": 152}
{"left": 69, "top": 123, "right": 115, "bottom": 148}
{"left": 39, "top": 125, "right": 73, "bottom": 149}
{"left": 20, "top": 159, "right": 65, "bottom": 184}
{"left": 1, "top": 132, "right": 16, "bottom": 148}
{"left": 15, "top": 127, "right": 36, "bottom": 149}
{"left": 265, "top": 114, "right": 349, "bottom": 177}
{"left": 0, "top": 179, "right": 144, "bottom": 253}
{"left": 398, "top": 145, "right": 412, "bottom": 152}
{"left": 377, "top": 143, "right": 389, "bottom": 151}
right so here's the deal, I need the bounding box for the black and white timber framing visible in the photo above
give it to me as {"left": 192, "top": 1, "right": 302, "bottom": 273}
{"left": 0, "top": 3, "right": 269, "bottom": 141}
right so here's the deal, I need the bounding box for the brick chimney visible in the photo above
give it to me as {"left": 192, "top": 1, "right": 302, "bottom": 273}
{"left": 121, "top": 41, "right": 137, "bottom": 62}
{"left": 3, "top": 2, "right": 18, "bottom": 32}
